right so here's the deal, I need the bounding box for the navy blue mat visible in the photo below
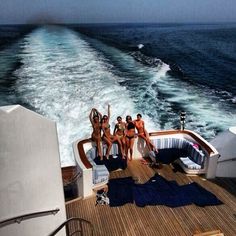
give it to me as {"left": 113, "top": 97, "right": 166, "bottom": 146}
{"left": 94, "top": 154, "right": 127, "bottom": 172}
{"left": 155, "top": 148, "right": 188, "bottom": 164}
{"left": 107, "top": 174, "right": 223, "bottom": 207}
{"left": 107, "top": 177, "right": 134, "bottom": 207}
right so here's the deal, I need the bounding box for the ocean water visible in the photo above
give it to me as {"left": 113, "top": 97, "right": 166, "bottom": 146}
{"left": 0, "top": 23, "right": 235, "bottom": 167}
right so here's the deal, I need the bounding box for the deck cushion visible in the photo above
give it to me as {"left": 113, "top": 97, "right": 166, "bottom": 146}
{"left": 86, "top": 148, "right": 109, "bottom": 185}
{"left": 93, "top": 165, "right": 109, "bottom": 184}
{"left": 151, "top": 137, "right": 206, "bottom": 168}
{"left": 86, "top": 143, "right": 126, "bottom": 185}
{"left": 179, "top": 157, "right": 201, "bottom": 170}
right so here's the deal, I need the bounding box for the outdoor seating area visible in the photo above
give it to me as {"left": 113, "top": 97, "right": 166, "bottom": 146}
{"left": 151, "top": 137, "right": 207, "bottom": 174}
{"left": 73, "top": 130, "right": 219, "bottom": 198}
{"left": 86, "top": 143, "right": 127, "bottom": 185}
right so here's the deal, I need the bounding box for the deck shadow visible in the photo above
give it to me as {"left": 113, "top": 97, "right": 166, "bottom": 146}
{"left": 209, "top": 177, "right": 236, "bottom": 198}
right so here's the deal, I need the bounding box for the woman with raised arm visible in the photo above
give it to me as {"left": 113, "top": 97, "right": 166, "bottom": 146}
{"left": 113, "top": 116, "right": 126, "bottom": 159}
{"left": 89, "top": 108, "right": 102, "bottom": 160}
{"left": 134, "top": 113, "right": 156, "bottom": 151}
{"left": 101, "top": 105, "right": 124, "bottom": 159}
{"left": 125, "top": 115, "right": 136, "bottom": 161}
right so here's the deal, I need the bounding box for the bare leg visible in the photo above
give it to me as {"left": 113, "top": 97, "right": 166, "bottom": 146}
{"left": 122, "top": 137, "right": 126, "bottom": 156}
{"left": 138, "top": 134, "right": 154, "bottom": 151}
{"left": 92, "top": 135, "right": 103, "bottom": 160}
{"left": 96, "top": 138, "right": 102, "bottom": 160}
{"left": 116, "top": 137, "right": 124, "bottom": 158}
{"left": 125, "top": 138, "right": 130, "bottom": 159}
{"left": 129, "top": 138, "right": 135, "bottom": 161}
{"left": 111, "top": 135, "right": 124, "bottom": 158}
{"left": 144, "top": 130, "right": 156, "bottom": 151}
{"left": 103, "top": 136, "right": 112, "bottom": 159}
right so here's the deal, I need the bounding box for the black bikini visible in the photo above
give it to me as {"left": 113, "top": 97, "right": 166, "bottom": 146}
{"left": 126, "top": 135, "right": 134, "bottom": 139}
{"left": 127, "top": 122, "right": 135, "bottom": 130}
{"left": 126, "top": 122, "right": 135, "bottom": 139}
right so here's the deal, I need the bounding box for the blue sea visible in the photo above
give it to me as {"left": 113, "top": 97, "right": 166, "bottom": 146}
{"left": 0, "top": 23, "right": 235, "bottom": 166}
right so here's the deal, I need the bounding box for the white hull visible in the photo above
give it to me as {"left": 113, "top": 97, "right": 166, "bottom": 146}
{"left": 211, "top": 127, "right": 236, "bottom": 178}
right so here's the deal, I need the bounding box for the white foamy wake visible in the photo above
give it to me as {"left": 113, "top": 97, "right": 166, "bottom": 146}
{"left": 11, "top": 25, "right": 235, "bottom": 166}
{"left": 151, "top": 71, "right": 236, "bottom": 138}
{"left": 14, "top": 26, "right": 157, "bottom": 166}
{"left": 137, "top": 44, "right": 144, "bottom": 49}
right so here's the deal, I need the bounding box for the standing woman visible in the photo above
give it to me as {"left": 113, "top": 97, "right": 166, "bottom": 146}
{"left": 125, "top": 115, "right": 136, "bottom": 161}
{"left": 101, "top": 105, "right": 123, "bottom": 159}
{"left": 134, "top": 113, "right": 156, "bottom": 151}
{"left": 113, "top": 116, "right": 126, "bottom": 159}
{"left": 89, "top": 108, "right": 102, "bottom": 160}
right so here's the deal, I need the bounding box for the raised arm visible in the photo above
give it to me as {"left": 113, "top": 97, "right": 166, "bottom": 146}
{"left": 89, "top": 108, "right": 94, "bottom": 124}
{"left": 107, "top": 104, "right": 111, "bottom": 120}
{"left": 113, "top": 124, "right": 117, "bottom": 136}
{"left": 96, "top": 109, "right": 102, "bottom": 120}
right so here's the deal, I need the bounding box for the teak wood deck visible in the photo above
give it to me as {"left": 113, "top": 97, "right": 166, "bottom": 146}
{"left": 65, "top": 161, "right": 236, "bottom": 236}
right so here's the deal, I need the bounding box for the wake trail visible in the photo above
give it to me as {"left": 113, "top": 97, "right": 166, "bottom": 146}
{"left": 14, "top": 26, "right": 138, "bottom": 166}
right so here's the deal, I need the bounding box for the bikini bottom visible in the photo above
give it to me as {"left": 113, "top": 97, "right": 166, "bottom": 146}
{"left": 126, "top": 135, "right": 134, "bottom": 140}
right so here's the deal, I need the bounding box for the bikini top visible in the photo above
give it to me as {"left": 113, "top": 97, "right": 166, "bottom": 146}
{"left": 135, "top": 120, "right": 144, "bottom": 129}
{"left": 103, "top": 123, "right": 110, "bottom": 129}
{"left": 127, "top": 122, "right": 135, "bottom": 130}
{"left": 117, "top": 123, "right": 125, "bottom": 131}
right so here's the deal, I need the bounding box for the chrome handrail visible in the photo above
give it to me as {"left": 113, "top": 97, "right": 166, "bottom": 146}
{"left": 48, "top": 217, "right": 94, "bottom": 236}
{"left": 0, "top": 208, "right": 60, "bottom": 228}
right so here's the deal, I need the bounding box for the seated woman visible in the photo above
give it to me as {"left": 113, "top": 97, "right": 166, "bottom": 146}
{"left": 113, "top": 116, "right": 126, "bottom": 159}
{"left": 125, "top": 115, "right": 136, "bottom": 161}
{"left": 89, "top": 108, "right": 102, "bottom": 160}
{"left": 134, "top": 113, "right": 156, "bottom": 151}
{"left": 101, "top": 105, "right": 124, "bottom": 159}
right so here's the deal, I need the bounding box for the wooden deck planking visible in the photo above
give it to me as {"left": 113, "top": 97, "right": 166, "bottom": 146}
{"left": 66, "top": 160, "right": 236, "bottom": 236}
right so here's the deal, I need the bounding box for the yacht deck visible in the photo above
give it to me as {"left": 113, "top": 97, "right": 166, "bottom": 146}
{"left": 65, "top": 161, "right": 236, "bottom": 236}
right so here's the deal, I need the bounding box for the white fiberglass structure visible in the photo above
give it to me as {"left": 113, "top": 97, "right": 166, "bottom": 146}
{"left": 211, "top": 127, "right": 236, "bottom": 178}
{"left": 0, "top": 105, "right": 66, "bottom": 236}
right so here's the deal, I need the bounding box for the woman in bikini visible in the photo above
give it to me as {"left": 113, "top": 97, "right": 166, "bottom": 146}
{"left": 113, "top": 116, "right": 126, "bottom": 158}
{"left": 89, "top": 108, "right": 102, "bottom": 160}
{"left": 101, "top": 105, "right": 124, "bottom": 159}
{"left": 134, "top": 113, "right": 156, "bottom": 151}
{"left": 125, "top": 115, "right": 136, "bottom": 161}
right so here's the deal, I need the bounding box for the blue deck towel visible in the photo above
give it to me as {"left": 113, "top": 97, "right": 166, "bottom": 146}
{"left": 107, "top": 177, "right": 134, "bottom": 207}
{"left": 94, "top": 154, "right": 127, "bottom": 172}
{"left": 107, "top": 174, "right": 223, "bottom": 207}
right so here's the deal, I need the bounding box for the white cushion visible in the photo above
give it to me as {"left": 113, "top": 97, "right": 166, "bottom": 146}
{"left": 180, "top": 157, "right": 201, "bottom": 170}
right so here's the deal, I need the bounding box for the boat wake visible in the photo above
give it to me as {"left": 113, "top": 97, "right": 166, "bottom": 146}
{"left": 1, "top": 25, "right": 235, "bottom": 166}
{"left": 13, "top": 26, "right": 157, "bottom": 166}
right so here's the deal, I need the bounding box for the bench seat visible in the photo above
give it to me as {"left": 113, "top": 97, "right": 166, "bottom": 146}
{"left": 86, "top": 148, "right": 109, "bottom": 185}
{"left": 151, "top": 137, "right": 207, "bottom": 174}
{"left": 86, "top": 143, "right": 124, "bottom": 185}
